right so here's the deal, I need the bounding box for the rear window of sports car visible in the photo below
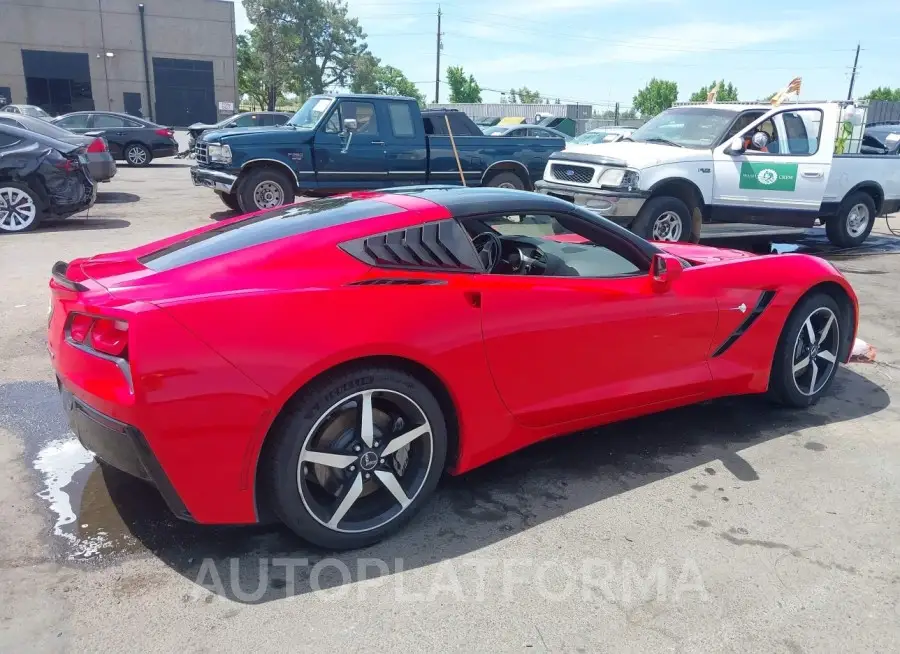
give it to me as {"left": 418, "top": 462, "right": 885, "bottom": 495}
{"left": 140, "top": 197, "right": 402, "bottom": 271}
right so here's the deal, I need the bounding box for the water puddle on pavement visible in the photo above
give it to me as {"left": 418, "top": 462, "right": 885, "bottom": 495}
{"left": 769, "top": 230, "right": 900, "bottom": 258}
{"left": 32, "top": 435, "right": 149, "bottom": 562}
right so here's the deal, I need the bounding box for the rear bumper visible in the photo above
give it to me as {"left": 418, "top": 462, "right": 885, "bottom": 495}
{"left": 58, "top": 379, "right": 194, "bottom": 521}
{"left": 535, "top": 179, "right": 648, "bottom": 224}
{"left": 191, "top": 166, "right": 237, "bottom": 193}
{"left": 48, "top": 174, "right": 96, "bottom": 219}
{"left": 86, "top": 155, "right": 117, "bottom": 183}
{"left": 152, "top": 144, "right": 178, "bottom": 158}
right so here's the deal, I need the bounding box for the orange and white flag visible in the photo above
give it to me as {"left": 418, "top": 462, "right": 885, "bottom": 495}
{"left": 706, "top": 82, "right": 720, "bottom": 103}
{"left": 771, "top": 77, "right": 802, "bottom": 106}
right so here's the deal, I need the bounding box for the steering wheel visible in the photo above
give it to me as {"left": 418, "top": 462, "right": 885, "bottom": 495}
{"left": 472, "top": 231, "right": 503, "bottom": 272}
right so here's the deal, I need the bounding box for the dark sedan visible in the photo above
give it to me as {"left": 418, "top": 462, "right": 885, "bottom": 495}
{"left": 0, "top": 113, "right": 116, "bottom": 182}
{"left": 861, "top": 124, "right": 900, "bottom": 155}
{"left": 51, "top": 111, "right": 178, "bottom": 166}
{"left": 483, "top": 124, "right": 572, "bottom": 140}
{"left": 0, "top": 124, "right": 95, "bottom": 232}
{"left": 187, "top": 111, "right": 292, "bottom": 149}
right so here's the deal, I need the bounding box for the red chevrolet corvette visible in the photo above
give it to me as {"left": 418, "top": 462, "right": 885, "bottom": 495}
{"left": 48, "top": 187, "right": 858, "bottom": 549}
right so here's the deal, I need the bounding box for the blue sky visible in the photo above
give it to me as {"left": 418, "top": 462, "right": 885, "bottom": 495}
{"left": 231, "top": 0, "right": 900, "bottom": 108}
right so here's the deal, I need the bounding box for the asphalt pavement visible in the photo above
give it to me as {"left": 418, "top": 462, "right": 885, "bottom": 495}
{"left": 1, "top": 157, "right": 898, "bottom": 652}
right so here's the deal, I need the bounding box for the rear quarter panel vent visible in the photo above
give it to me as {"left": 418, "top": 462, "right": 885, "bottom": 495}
{"left": 340, "top": 220, "right": 482, "bottom": 272}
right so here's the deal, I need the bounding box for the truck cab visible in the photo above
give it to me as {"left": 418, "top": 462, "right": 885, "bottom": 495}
{"left": 536, "top": 101, "right": 900, "bottom": 246}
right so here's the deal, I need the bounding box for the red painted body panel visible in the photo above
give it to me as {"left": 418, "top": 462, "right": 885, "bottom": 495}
{"left": 48, "top": 193, "right": 859, "bottom": 526}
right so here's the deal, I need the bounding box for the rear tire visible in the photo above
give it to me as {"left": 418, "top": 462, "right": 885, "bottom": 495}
{"left": 263, "top": 366, "right": 447, "bottom": 550}
{"left": 768, "top": 292, "right": 843, "bottom": 407}
{"left": 215, "top": 190, "right": 241, "bottom": 212}
{"left": 0, "top": 182, "right": 42, "bottom": 233}
{"left": 826, "top": 191, "right": 875, "bottom": 247}
{"left": 237, "top": 167, "right": 295, "bottom": 213}
{"left": 124, "top": 143, "right": 151, "bottom": 167}
{"left": 632, "top": 196, "right": 691, "bottom": 242}
{"left": 486, "top": 171, "right": 526, "bottom": 190}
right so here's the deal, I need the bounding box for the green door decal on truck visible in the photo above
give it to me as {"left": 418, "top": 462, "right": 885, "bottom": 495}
{"left": 739, "top": 162, "right": 799, "bottom": 191}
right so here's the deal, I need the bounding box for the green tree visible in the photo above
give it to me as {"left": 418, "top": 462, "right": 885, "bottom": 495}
{"left": 632, "top": 78, "right": 678, "bottom": 117}
{"left": 242, "top": 0, "right": 296, "bottom": 110}
{"left": 349, "top": 52, "right": 380, "bottom": 94}
{"left": 236, "top": 32, "right": 269, "bottom": 110}
{"left": 446, "top": 66, "right": 482, "bottom": 103}
{"left": 690, "top": 80, "right": 738, "bottom": 103}
{"left": 506, "top": 88, "right": 517, "bottom": 103}
{"left": 515, "top": 87, "right": 543, "bottom": 103}
{"left": 862, "top": 87, "right": 900, "bottom": 102}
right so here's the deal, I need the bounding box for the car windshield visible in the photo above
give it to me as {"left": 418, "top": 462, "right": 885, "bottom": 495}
{"left": 21, "top": 106, "right": 50, "bottom": 118}
{"left": 288, "top": 96, "right": 334, "bottom": 129}
{"left": 629, "top": 107, "right": 737, "bottom": 148}
{"left": 572, "top": 131, "right": 622, "bottom": 144}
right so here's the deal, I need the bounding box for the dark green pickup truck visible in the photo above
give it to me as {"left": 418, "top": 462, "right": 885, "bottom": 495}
{"left": 191, "top": 94, "right": 566, "bottom": 213}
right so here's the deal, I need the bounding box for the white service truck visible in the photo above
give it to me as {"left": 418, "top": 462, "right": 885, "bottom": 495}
{"left": 535, "top": 101, "right": 900, "bottom": 246}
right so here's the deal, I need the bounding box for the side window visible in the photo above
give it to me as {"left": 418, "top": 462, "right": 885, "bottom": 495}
{"left": 233, "top": 114, "right": 258, "bottom": 127}
{"left": 92, "top": 114, "right": 129, "bottom": 128}
{"left": 272, "top": 114, "right": 289, "bottom": 125}
{"left": 56, "top": 114, "right": 90, "bottom": 128}
{"left": 747, "top": 110, "right": 821, "bottom": 155}
{"left": 464, "top": 213, "right": 644, "bottom": 278}
{"left": 0, "top": 132, "right": 21, "bottom": 148}
{"left": 387, "top": 102, "right": 415, "bottom": 138}
{"left": 324, "top": 106, "right": 342, "bottom": 133}
{"left": 345, "top": 101, "right": 378, "bottom": 135}
{"left": 723, "top": 111, "right": 764, "bottom": 141}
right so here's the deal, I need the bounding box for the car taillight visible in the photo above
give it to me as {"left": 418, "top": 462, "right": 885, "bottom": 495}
{"left": 87, "top": 137, "right": 107, "bottom": 153}
{"left": 66, "top": 313, "right": 129, "bottom": 358}
{"left": 54, "top": 157, "right": 80, "bottom": 172}
{"left": 155, "top": 127, "right": 175, "bottom": 138}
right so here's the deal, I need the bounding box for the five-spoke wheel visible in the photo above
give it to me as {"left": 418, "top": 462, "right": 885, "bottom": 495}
{"left": 770, "top": 292, "right": 845, "bottom": 407}
{"left": 264, "top": 367, "right": 447, "bottom": 549}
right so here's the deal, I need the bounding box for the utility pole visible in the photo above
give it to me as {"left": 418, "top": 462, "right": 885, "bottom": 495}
{"left": 847, "top": 42, "right": 861, "bottom": 101}
{"left": 435, "top": 6, "right": 442, "bottom": 103}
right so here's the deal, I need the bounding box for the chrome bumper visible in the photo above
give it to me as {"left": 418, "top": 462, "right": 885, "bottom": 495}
{"left": 191, "top": 166, "right": 237, "bottom": 194}
{"left": 535, "top": 180, "right": 648, "bottom": 223}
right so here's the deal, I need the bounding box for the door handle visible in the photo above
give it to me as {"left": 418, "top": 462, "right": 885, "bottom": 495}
{"left": 801, "top": 171, "right": 824, "bottom": 178}
{"left": 371, "top": 141, "right": 385, "bottom": 145}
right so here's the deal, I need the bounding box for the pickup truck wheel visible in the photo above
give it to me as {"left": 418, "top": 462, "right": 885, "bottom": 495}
{"left": 633, "top": 196, "right": 691, "bottom": 242}
{"left": 238, "top": 168, "right": 295, "bottom": 213}
{"left": 486, "top": 172, "right": 525, "bottom": 190}
{"left": 215, "top": 191, "right": 241, "bottom": 213}
{"left": 826, "top": 191, "right": 875, "bottom": 247}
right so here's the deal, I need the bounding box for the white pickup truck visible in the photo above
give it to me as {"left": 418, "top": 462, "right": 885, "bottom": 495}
{"left": 535, "top": 101, "right": 900, "bottom": 246}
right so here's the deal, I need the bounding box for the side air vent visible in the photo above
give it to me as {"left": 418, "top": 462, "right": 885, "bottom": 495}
{"left": 349, "top": 278, "right": 447, "bottom": 286}
{"left": 340, "top": 219, "right": 482, "bottom": 272}
{"left": 711, "top": 290, "right": 777, "bottom": 357}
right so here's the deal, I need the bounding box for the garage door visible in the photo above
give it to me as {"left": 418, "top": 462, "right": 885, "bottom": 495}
{"left": 152, "top": 57, "right": 215, "bottom": 127}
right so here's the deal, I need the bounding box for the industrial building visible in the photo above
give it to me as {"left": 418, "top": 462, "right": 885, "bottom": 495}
{"left": 0, "top": 0, "right": 238, "bottom": 126}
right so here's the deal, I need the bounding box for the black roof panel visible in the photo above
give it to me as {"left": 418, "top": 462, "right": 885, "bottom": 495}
{"left": 382, "top": 185, "right": 576, "bottom": 217}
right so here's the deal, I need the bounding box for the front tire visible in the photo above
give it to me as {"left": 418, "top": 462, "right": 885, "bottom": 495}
{"left": 215, "top": 190, "right": 241, "bottom": 212}
{"left": 237, "top": 168, "right": 295, "bottom": 213}
{"left": 826, "top": 191, "right": 876, "bottom": 247}
{"left": 263, "top": 366, "right": 447, "bottom": 550}
{"left": 0, "top": 182, "right": 42, "bottom": 233}
{"left": 632, "top": 196, "right": 691, "bottom": 242}
{"left": 768, "top": 292, "right": 843, "bottom": 407}
{"left": 124, "top": 143, "right": 151, "bottom": 167}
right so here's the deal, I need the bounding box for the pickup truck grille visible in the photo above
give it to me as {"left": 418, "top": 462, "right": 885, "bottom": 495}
{"left": 550, "top": 163, "right": 595, "bottom": 184}
{"left": 195, "top": 143, "right": 209, "bottom": 165}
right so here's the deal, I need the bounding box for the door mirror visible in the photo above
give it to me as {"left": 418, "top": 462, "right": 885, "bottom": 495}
{"left": 342, "top": 118, "right": 358, "bottom": 134}
{"left": 650, "top": 253, "right": 683, "bottom": 291}
{"left": 727, "top": 136, "right": 745, "bottom": 154}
